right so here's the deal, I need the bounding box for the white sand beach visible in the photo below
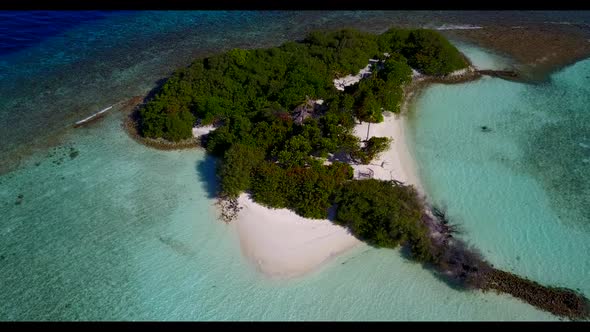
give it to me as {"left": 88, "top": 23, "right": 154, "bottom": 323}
{"left": 333, "top": 60, "right": 378, "bottom": 91}
{"left": 350, "top": 112, "right": 422, "bottom": 190}
{"left": 232, "top": 112, "right": 422, "bottom": 279}
{"left": 234, "top": 194, "right": 361, "bottom": 279}
{"left": 192, "top": 125, "right": 217, "bottom": 138}
{"left": 231, "top": 57, "right": 424, "bottom": 279}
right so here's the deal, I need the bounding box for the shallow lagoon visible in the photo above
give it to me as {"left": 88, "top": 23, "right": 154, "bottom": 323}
{"left": 407, "top": 55, "right": 590, "bottom": 307}
{"left": 1, "top": 12, "right": 588, "bottom": 321}
{"left": 5, "top": 60, "right": 586, "bottom": 321}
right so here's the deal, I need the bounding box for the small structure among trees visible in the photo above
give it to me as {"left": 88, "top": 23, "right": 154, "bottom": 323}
{"left": 357, "top": 167, "right": 374, "bottom": 179}
{"left": 292, "top": 96, "right": 324, "bottom": 125}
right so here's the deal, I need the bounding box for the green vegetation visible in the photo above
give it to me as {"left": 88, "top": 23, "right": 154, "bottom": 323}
{"left": 252, "top": 161, "right": 353, "bottom": 219}
{"left": 403, "top": 30, "right": 468, "bottom": 76}
{"left": 333, "top": 179, "right": 434, "bottom": 262}
{"left": 218, "top": 143, "right": 265, "bottom": 198}
{"left": 351, "top": 136, "right": 392, "bottom": 164}
{"left": 134, "top": 27, "right": 590, "bottom": 320}
{"left": 138, "top": 26, "right": 467, "bottom": 232}
{"left": 139, "top": 27, "right": 467, "bottom": 142}
{"left": 344, "top": 54, "right": 413, "bottom": 122}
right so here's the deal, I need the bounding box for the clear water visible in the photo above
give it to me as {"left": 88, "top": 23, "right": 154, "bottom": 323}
{"left": 0, "top": 110, "right": 557, "bottom": 321}
{"left": 450, "top": 40, "right": 515, "bottom": 70}
{"left": 407, "top": 54, "right": 590, "bottom": 308}
{"left": 2, "top": 11, "right": 589, "bottom": 321}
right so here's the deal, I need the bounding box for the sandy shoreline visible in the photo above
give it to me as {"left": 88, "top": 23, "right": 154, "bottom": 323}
{"left": 233, "top": 111, "right": 421, "bottom": 279}
{"left": 210, "top": 24, "right": 590, "bottom": 279}
{"left": 230, "top": 52, "right": 457, "bottom": 279}
{"left": 198, "top": 51, "right": 480, "bottom": 280}
{"left": 350, "top": 112, "right": 422, "bottom": 190}
{"left": 233, "top": 107, "right": 422, "bottom": 280}
{"left": 234, "top": 194, "right": 361, "bottom": 279}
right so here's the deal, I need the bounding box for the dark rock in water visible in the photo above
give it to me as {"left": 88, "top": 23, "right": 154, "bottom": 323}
{"left": 423, "top": 199, "right": 590, "bottom": 319}
{"left": 481, "top": 126, "right": 492, "bottom": 132}
{"left": 217, "top": 196, "right": 242, "bottom": 223}
{"left": 483, "top": 268, "right": 590, "bottom": 320}
{"left": 477, "top": 70, "right": 519, "bottom": 80}
{"left": 69, "top": 150, "right": 79, "bottom": 159}
{"left": 17, "top": 194, "right": 24, "bottom": 199}
{"left": 34, "top": 162, "right": 41, "bottom": 167}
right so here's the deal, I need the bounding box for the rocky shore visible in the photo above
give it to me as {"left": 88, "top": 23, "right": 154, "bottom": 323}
{"left": 420, "top": 202, "right": 590, "bottom": 320}
{"left": 216, "top": 195, "right": 242, "bottom": 223}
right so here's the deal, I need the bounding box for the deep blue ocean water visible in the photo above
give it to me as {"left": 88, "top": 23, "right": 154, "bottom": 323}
{"left": 0, "top": 11, "right": 122, "bottom": 55}
{"left": 1, "top": 11, "right": 589, "bottom": 320}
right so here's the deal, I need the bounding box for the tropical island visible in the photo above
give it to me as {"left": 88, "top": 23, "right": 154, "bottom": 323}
{"left": 127, "top": 27, "right": 589, "bottom": 320}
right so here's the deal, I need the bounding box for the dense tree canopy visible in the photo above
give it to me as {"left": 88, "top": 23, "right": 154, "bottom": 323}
{"left": 139, "top": 27, "right": 467, "bottom": 142}
{"left": 139, "top": 27, "right": 467, "bottom": 226}
{"left": 218, "top": 143, "right": 265, "bottom": 198}
{"left": 333, "top": 179, "right": 434, "bottom": 262}
{"left": 251, "top": 161, "right": 354, "bottom": 219}
{"left": 401, "top": 29, "right": 468, "bottom": 75}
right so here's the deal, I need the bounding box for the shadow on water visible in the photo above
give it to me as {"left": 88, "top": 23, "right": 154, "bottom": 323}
{"left": 398, "top": 240, "right": 469, "bottom": 292}
{"left": 428, "top": 265, "right": 470, "bottom": 292}
{"left": 195, "top": 154, "right": 219, "bottom": 199}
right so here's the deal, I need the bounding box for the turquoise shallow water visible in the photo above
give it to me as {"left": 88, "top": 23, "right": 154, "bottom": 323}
{"left": 2, "top": 11, "right": 590, "bottom": 321}
{"left": 407, "top": 54, "right": 590, "bottom": 307}
{"left": 0, "top": 111, "right": 556, "bottom": 320}
{"left": 450, "top": 41, "right": 515, "bottom": 71}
